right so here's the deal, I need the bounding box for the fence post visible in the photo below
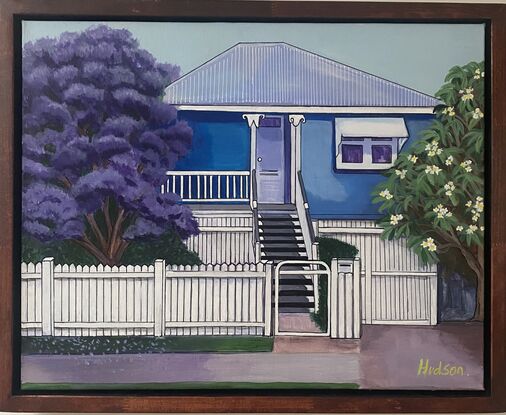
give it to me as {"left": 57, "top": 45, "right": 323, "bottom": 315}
{"left": 154, "top": 259, "right": 166, "bottom": 337}
{"left": 353, "top": 257, "right": 362, "bottom": 338}
{"left": 330, "top": 258, "right": 338, "bottom": 338}
{"left": 41, "top": 257, "right": 54, "bottom": 336}
{"left": 364, "top": 235, "right": 373, "bottom": 324}
{"left": 311, "top": 242, "right": 320, "bottom": 312}
{"left": 429, "top": 274, "right": 438, "bottom": 325}
{"left": 264, "top": 262, "right": 273, "bottom": 336}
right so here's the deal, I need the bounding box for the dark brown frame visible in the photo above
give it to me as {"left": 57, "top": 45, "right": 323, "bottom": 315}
{"left": 0, "top": 0, "right": 505, "bottom": 412}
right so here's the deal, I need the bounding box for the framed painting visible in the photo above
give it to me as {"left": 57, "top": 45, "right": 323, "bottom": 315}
{"left": 0, "top": 0, "right": 505, "bottom": 412}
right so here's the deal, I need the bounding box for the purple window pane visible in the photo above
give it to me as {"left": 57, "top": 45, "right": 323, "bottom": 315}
{"left": 259, "top": 117, "right": 281, "bottom": 127}
{"left": 372, "top": 145, "right": 392, "bottom": 163}
{"left": 342, "top": 144, "right": 363, "bottom": 163}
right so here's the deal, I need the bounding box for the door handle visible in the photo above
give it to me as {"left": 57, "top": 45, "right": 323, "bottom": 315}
{"left": 257, "top": 157, "right": 262, "bottom": 162}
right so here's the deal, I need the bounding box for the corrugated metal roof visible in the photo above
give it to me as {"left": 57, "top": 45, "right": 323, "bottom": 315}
{"left": 164, "top": 42, "right": 439, "bottom": 108}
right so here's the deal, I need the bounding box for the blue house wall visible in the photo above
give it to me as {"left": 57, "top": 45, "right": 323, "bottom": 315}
{"left": 176, "top": 111, "right": 250, "bottom": 171}
{"left": 175, "top": 110, "right": 435, "bottom": 219}
{"left": 301, "top": 114, "right": 435, "bottom": 219}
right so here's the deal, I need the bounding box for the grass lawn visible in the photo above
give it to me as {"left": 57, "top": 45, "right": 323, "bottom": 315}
{"left": 22, "top": 382, "right": 359, "bottom": 390}
{"left": 22, "top": 336, "right": 274, "bottom": 355}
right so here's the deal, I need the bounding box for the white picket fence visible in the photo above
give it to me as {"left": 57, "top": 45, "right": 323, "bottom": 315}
{"left": 20, "top": 257, "right": 365, "bottom": 338}
{"left": 317, "top": 219, "right": 438, "bottom": 325}
{"left": 21, "top": 259, "right": 272, "bottom": 337}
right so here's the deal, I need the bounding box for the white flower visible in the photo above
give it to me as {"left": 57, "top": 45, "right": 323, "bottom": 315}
{"left": 480, "top": 226, "right": 485, "bottom": 231}
{"left": 474, "top": 69, "right": 484, "bottom": 80}
{"left": 407, "top": 154, "right": 418, "bottom": 163}
{"left": 379, "top": 189, "right": 393, "bottom": 200}
{"left": 425, "top": 165, "right": 442, "bottom": 175}
{"left": 395, "top": 169, "right": 407, "bottom": 179}
{"left": 433, "top": 204, "right": 452, "bottom": 219}
{"left": 445, "top": 155, "right": 454, "bottom": 166}
{"left": 421, "top": 237, "right": 437, "bottom": 252}
{"left": 442, "top": 106, "right": 456, "bottom": 116}
{"left": 444, "top": 181, "right": 456, "bottom": 196}
{"left": 465, "top": 200, "right": 473, "bottom": 208}
{"left": 473, "top": 108, "right": 484, "bottom": 119}
{"left": 460, "top": 160, "right": 473, "bottom": 173}
{"left": 390, "top": 214, "right": 404, "bottom": 225}
{"left": 456, "top": 225, "right": 464, "bottom": 232}
{"left": 461, "top": 87, "right": 474, "bottom": 101}
{"left": 472, "top": 215, "right": 480, "bottom": 222}
{"left": 474, "top": 199, "right": 484, "bottom": 213}
{"left": 426, "top": 141, "right": 443, "bottom": 157}
{"left": 466, "top": 225, "right": 478, "bottom": 234}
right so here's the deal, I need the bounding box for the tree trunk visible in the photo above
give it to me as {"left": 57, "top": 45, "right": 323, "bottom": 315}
{"left": 473, "top": 273, "right": 484, "bottom": 321}
{"left": 74, "top": 204, "right": 130, "bottom": 266}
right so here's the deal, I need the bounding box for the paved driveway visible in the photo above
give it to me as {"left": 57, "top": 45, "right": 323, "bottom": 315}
{"left": 21, "top": 323, "right": 483, "bottom": 389}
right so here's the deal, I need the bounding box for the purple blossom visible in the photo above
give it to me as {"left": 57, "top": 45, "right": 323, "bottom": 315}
{"left": 22, "top": 25, "right": 197, "bottom": 248}
{"left": 22, "top": 184, "right": 84, "bottom": 241}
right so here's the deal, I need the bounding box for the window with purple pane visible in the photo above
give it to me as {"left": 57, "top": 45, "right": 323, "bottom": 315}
{"left": 372, "top": 145, "right": 393, "bottom": 163}
{"left": 342, "top": 144, "right": 363, "bottom": 163}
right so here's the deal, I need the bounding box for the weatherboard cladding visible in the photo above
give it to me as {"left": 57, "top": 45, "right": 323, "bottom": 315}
{"left": 164, "top": 43, "right": 439, "bottom": 108}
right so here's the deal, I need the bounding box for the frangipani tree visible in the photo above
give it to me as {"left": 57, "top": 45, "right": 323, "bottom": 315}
{"left": 22, "top": 25, "right": 198, "bottom": 265}
{"left": 372, "top": 61, "right": 485, "bottom": 320}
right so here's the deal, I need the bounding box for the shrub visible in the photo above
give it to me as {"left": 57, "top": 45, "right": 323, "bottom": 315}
{"left": 22, "top": 229, "right": 201, "bottom": 266}
{"left": 312, "top": 237, "right": 359, "bottom": 332}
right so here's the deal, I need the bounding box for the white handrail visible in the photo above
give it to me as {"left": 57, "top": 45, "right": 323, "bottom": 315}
{"left": 295, "top": 171, "right": 316, "bottom": 259}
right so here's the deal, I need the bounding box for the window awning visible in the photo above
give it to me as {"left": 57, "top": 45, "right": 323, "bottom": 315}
{"left": 336, "top": 117, "right": 409, "bottom": 138}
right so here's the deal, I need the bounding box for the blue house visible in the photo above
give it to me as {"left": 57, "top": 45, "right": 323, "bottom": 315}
{"left": 163, "top": 43, "right": 439, "bottom": 326}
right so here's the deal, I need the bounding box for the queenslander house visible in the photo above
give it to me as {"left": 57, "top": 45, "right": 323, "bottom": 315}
{"left": 162, "top": 42, "right": 439, "bottom": 330}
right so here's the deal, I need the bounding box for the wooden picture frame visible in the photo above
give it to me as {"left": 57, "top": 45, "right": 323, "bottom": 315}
{"left": 0, "top": 0, "right": 505, "bottom": 412}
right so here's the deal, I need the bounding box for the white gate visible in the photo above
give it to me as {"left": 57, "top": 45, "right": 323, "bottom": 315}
{"left": 274, "top": 260, "right": 331, "bottom": 336}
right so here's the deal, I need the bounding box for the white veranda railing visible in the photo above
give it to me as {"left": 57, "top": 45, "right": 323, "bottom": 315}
{"left": 163, "top": 171, "right": 250, "bottom": 202}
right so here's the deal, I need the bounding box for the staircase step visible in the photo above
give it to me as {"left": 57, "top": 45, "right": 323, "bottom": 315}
{"left": 261, "top": 242, "right": 305, "bottom": 248}
{"left": 262, "top": 246, "right": 307, "bottom": 253}
{"left": 259, "top": 224, "right": 302, "bottom": 230}
{"left": 278, "top": 302, "right": 315, "bottom": 308}
{"left": 262, "top": 256, "right": 308, "bottom": 261}
{"left": 260, "top": 235, "right": 303, "bottom": 241}
{"left": 278, "top": 289, "right": 314, "bottom": 296}
{"left": 259, "top": 230, "right": 303, "bottom": 236}
{"left": 276, "top": 278, "right": 313, "bottom": 285}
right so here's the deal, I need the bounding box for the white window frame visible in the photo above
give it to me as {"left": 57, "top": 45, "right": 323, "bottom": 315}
{"left": 335, "top": 117, "right": 409, "bottom": 170}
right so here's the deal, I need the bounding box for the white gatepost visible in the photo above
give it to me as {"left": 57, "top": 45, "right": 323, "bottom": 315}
{"left": 352, "top": 257, "right": 361, "bottom": 338}
{"left": 41, "top": 257, "right": 54, "bottom": 336}
{"left": 311, "top": 242, "right": 320, "bottom": 312}
{"left": 154, "top": 259, "right": 166, "bottom": 337}
{"left": 330, "top": 258, "right": 339, "bottom": 338}
{"left": 264, "top": 262, "right": 273, "bottom": 336}
{"left": 330, "top": 258, "right": 362, "bottom": 339}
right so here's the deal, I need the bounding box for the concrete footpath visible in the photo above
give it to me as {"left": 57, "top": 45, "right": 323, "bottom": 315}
{"left": 21, "top": 323, "right": 483, "bottom": 389}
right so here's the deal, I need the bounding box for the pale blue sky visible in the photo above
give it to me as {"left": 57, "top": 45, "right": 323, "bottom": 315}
{"left": 22, "top": 21, "right": 485, "bottom": 95}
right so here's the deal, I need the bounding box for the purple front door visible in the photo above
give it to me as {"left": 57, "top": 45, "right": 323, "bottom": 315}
{"left": 256, "top": 116, "right": 285, "bottom": 204}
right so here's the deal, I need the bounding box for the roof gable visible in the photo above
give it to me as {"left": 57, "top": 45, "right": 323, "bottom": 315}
{"left": 164, "top": 42, "right": 439, "bottom": 108}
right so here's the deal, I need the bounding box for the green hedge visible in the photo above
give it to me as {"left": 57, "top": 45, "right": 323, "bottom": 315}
{"left": 311, "top": 237, "right": 359, "bottom": 332}
{"left": 22, "top": 229, "right": 201, "bottom": 266}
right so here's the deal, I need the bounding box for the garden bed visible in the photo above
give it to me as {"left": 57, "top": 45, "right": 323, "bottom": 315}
{"left": 22, "top": 336, "right": 273, "bottom": 355}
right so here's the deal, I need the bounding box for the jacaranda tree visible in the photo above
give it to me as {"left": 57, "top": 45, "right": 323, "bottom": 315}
{"left": 22, "top": 25, "right": 198, "bottom": 265}
{"left": 372, "top": 61, "right": 485, "bottom": 320}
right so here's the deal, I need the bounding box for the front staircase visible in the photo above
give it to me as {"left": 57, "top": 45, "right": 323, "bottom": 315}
{"left": 258, "top": 208, "right": 315, "bottom": 313}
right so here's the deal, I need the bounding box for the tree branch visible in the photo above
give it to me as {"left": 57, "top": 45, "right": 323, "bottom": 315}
{"left": 103, "top": 198, "right": 113, "bottom": 239}
{"left": 85, "top": 213, "right": 108, "bottom": 251}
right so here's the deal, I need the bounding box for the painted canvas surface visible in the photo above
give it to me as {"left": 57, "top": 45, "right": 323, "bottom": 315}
{"left": 20, "top": 21, "right": 485, "bottom": 391}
